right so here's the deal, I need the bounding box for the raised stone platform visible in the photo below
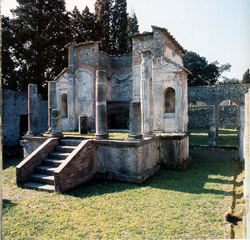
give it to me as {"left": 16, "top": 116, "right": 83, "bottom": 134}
{"left": 19, "top": 133, "right": 190, "bottom": 189}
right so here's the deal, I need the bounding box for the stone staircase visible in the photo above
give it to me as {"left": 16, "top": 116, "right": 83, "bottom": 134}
{"left": 22, "top": 139, "right": 82, "bottom": 192}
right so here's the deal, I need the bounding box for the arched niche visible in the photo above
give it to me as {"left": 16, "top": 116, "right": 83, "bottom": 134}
{"left": 61, "top": 93, "right": 68, "bottom": 118}
{"left": 189, "top": 101, "right": 208, "bottom": 107}
{"left": 164, "top": 87, "right": 175, "bottom": 114}
{"left": 219, "top": 99, "right": 237, "bottom": 106}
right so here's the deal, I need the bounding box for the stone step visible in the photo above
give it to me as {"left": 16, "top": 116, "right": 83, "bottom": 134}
{"left": 48, "top": 152, "right": 70, "bottom": 160}
{"left": 23, "top": 182, "right": 55, "bottom": 192}
{"left": 42, "top": 158, "right": 65, "bottom": 167}
{"left": 54, "top": 145, "right": 76, "bottom": 153}
{"left": 29, "top": 173, "right": 55, "bottom": 185}
{"left": 60, "top": 139, "right": 82, "bottom": 146}
{"left": 35, "top": 165, "right": 58, "bottom": 174}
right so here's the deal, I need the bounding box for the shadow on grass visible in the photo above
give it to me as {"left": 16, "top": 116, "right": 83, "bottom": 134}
{"left": 66, "top": 149, "right": 233, "bottom": 198}
{"left": 3, "top": 199, "right": 17, "bottom": 209}
{"left": 3, "top": 157, "right": 23, "bottom": 170}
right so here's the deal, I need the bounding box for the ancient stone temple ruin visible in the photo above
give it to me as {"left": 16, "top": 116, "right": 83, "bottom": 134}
{"left": 17, "top": 26, "right": 191, "bottom": 192}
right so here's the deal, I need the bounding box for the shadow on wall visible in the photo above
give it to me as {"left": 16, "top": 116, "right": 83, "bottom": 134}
{"left": 65, "top": 148, "right": 233, "bottom": 198}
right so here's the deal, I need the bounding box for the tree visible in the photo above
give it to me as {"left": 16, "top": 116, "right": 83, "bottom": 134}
{"left": 69, "top": 6, "right": 99, "bottom": 43}
{"left": 95, "top": 0, "right": 114, "bottom": 54}
{"left": 111, "top": 0, "right": 128, "bottom": 55}
{"left": 242, "top": 68, "right": 250, "bottom": 84}
{"left": 3, "top": 0, "right": 71, "bottom": 96}
{"left": 127, "top": 12, "right": 139, "bottom": 53}
{"left": 1, "top": 16, "right": 18, "bottom": 90}
{"left": 218, "top": 77, "right": 240, "bottom": 85}
{"left": 183, "top": 51, "right": 230, "bottom": 86}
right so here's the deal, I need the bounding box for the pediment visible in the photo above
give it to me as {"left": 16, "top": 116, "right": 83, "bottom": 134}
{"left": 153, "top": 56, "right": 191, "bottom": 75}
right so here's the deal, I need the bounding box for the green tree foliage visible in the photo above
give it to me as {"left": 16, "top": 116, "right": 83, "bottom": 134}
{"left": 218, "top": 77, "right": 240, "bottom": 85}
{"left": 69, "top": 6, "right": 99, "bottom": 43}
{"left": 242, "top": 68, "right": 250, "bottom": 84}
{"left": 111, "top": 0, "right": 128, "bottom": 55}
{"left": 1, "top": 16, "right": 17, "bottom": 90}
{"left": 2, "top": 0, "right": 140, "bottom": 93}
{"left": 95, "top": 0, "right": 138, "bottom": 55}
{"left": 2, "top": 0, "right": 71, "bottom": 95}
{"left": 127, "top": 12, "right": 139, "bottom": 53}
{"left": 95, "top": 0, "right": 114, "bottom": 54}
{"left": 183, "top": 51, "right": 231, "bottom": 86}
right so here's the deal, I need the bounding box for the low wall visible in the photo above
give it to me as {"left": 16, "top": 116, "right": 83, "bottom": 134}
{"left": 188, "top": 106, "right": 237, "bottom": 129}
{"left": 2, "top": 89, "right": 48, "bottom": 156}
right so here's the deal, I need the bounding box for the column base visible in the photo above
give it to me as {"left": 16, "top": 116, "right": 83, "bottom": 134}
{"left": 95, "top": 133, "right": 109, "bottom": 140}
{"left": 208, "top": 139, "right": 216, "bottom": 147}
{"left": 44, "top": 128, "right": 51, "bottom": 134}
{"left": 142, "top": 133, "right": 156, "bottom": 139}
{"left": 25, "top": 131, "right": 40, "bottom": 136}
{"left": 128, "top": 134, "right": 143, "bottom": 140}
{"left": 48, "top": 132, "right": 63, "bottom": 138}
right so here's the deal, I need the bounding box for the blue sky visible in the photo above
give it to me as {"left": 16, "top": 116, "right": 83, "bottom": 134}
{"left": 2, "top": 0, "right": 250, "bottom": 80}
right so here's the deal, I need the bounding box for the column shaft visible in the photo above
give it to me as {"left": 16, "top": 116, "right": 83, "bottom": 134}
{"left": 27, "top": 84, "right": 39, "bottom": 136}
{"left": 208, "top": 105, "right": 216, "bottom": 146}
{"left": 95, "top": 70, "right": 109, "bottom": 139}
{"left": 141, "top": 50, "right": 154, "bottom": 138}
{"left": 128, "top": 101, "right": 142, "bottom": 139}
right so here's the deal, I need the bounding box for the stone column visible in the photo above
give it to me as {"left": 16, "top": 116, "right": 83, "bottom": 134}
{"left": 26, "top": 84, "right": 39, "bottom": 136}
{"left": 215, "top": 104, "right": 219, "bottom": 139}
{"left": 238, "top": 105, "right": 245, "bottom": 162}
{"left": 128, "top": 101, "right": 142, "bottom": 140}
{"left": 208, "top": 105, "right": 216, "bottom": 146}
{"left": 95, "top": 70, "right": 109, "bottom": 139}
{"left": 244, "top": 91, "right": 250, "bottom": 200}
{"left": 140, "top": 50, "right": 154, "bottom": 138}
{"left": 46, "top": 81, "right": 57, "bottom": 133}
{"left": 79, "top": 115, "right": 88, "bottom": 134}
{"left": 236, "top": 104, "right": 241, "bottom": 139}
{"left": 51, "top": 109, "right": 62, "bottom": 137}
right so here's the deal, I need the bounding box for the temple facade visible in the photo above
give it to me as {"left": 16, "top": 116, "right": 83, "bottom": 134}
{"left": 48, "top": 26, "right": 190, "bottom": 134}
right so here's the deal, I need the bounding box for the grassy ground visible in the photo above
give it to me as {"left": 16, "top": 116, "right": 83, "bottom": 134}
{"left": 3, "top": 149, "right": 233, "bottom": 239}
{"left": 189, "top": 128, "right": 238, "bottom": 147}
{"left": 63, "top": 128, "right": 238, "bottom": 148}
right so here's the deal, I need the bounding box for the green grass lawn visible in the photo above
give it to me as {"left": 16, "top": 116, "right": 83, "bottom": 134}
{"left": 189, "top": 128, "right": 238, "bottom": 147}
{"left": 63, "top": 128, "right": 238, "bottom": 147}
{"left": 3, "top": 150, "right": 232, "bottom": 239}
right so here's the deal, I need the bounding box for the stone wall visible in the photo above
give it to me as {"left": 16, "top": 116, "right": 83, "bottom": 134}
{"left": 188, "top": 106, "right": 237, "bottom": 129}
{"left": 2, "top": 89, "right": 48, "bottom": 156}
{"left": 188, "top": 84, "right": 250, "bottom": 106}
{"left": 243, "top": 90, "right": 250, "bottom": 238}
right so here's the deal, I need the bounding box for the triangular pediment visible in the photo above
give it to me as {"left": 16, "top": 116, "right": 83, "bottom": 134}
{"left": 153, "top": 57, "right": 191, "bottom": 75}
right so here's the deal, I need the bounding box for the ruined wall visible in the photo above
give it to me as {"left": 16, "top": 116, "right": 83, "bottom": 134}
{"left": 188, "top": 85, "right": 250, "bottom": 129}
{"left": 2, "top": 89, "right": 47, "bottom": 155}
{"left": 188, "top": 106, "right": 237, "bottom": 129}
{"left": 188, "top": 84, "right": 250, "bottom": 106}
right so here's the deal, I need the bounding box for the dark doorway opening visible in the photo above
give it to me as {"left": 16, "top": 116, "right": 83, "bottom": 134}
{"left": 20, "top": 114, "right": 28, "bottom": 139}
